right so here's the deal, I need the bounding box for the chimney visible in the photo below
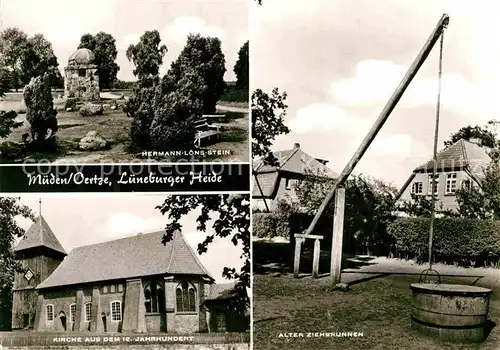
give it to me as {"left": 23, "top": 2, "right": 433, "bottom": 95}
{"left": 293, "top": 143, "right": 300, "bottom": 149}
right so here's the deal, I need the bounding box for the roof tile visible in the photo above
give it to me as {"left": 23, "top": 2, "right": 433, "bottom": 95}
{"left": 14, "top": 215, "right": 67, "bottom": 256}
{"left": 37, "top": 231, "right": 212, "bottom": 289}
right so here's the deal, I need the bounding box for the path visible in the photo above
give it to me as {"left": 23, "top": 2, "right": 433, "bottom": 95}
{"left": 216, "top": 104, "right": 248, "bottom": 113}
{"left": 340, "top": 256, "right": 500, "bottom": 287}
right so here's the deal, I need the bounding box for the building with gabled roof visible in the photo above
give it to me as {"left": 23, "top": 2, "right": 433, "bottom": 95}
{"left": 11, "top": 214, "right": 67, "bottom": 332}
{"left": 203, "top": 282, "right": 249, "bottom": 333}
{"left": 11, "top": 212, "right": 243, "bottom": 334}
{"left": 396, "top": 138, "right": 492, "bottom": 212}
{"left": 253, "top": 143, "right": 337, "bottom": 211}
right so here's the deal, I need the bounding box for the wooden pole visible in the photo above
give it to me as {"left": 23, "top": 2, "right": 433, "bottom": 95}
{"left": 313, "top": 239, "right": 321, "bottom": 278}
{"left": 293, "top": 238, "right": 303, "bottom": 278}
{"left": 331, "top": 188, "right": 346, "bottom": 287}
{"left": 303, "top": 14, "right": 450, "bottom": 237}
{"left": 428, "top": 30, "right": 446, "bottom": 271}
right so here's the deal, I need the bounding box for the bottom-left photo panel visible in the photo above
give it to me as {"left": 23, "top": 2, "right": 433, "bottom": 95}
{"left": 0, "top": 193, "right": 250, "bottom": 350}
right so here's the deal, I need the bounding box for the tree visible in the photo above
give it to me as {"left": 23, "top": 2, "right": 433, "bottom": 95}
{"left": 251, "top": 88, "right": 290, "bottom": 158}
{"left": 0, "top": 28, "right": 29, "bottom": 91}
{"left": 454, "top": 160, "right": 500, "bottom": 219}
{"left": 444, "top": 121, "right": 498, "bottom": 148}
{"left": 24, "top": 74, "right": 58, "bottom": 148}
{"left": 233, "top": 41, "right": 248, "bottom": 88}
{"left": 148, "top": 69, "right": 205, "bottom": 150}
{"left": 124, "top": 85, "right": 157, "bottom": 150}
{"left": 124, "top": 30, "right": 167, "bottom": 150}
{"left": 293, "top": 172, "right": 399, "bottom": 255}
{"left": 21, "top": 34, "right": 63, "bottom": 88}
{"left": 157, "top": 194, "right": 250, "bottom": 308}
{"left": 78, "top": 32, "right": 120, "bottom": 90}
{"left": 126, "top": 30, "right": 167, "bottom": 87}
{"left": 167, "top": 34, "right": 226, "bottom": 114}
{"left": 0, "top": 66, "right": 22, "bottom": 139}
{"left": 0, "top": 197, "right": 34, "bottom": 330}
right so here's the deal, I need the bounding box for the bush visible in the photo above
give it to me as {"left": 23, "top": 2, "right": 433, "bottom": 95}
{"left": 253, "top": 213, "right": 278, "bottom": 238}
{"left": 64, "top": 98, "right": 77, "bottom": 110}
{"left": 388, "top": 217, "right": 500, "bottom": 267}
{"left": 148, "top": 71, "right": 204, "bottom": 150}
{"left": 23, "top": 74, "right": 58, "bottom": 146}
{"left": 252, "top": 201, "right": 320, "bottom": 240}
{"left": 124, "top": 86, "right": 156, "bottom": 150}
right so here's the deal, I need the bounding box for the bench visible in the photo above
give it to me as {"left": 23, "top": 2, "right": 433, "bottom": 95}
{"left": 194, "top": 117, "right": 221, "bottom": 147}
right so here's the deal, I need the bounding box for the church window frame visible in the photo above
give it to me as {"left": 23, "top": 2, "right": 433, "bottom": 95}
{"left": 110, "top": 301, "right": 122, "bottom": 322}
{"left": 69, "top": 303, "right": 76, "bottom": 324}
{"left": 46, "top": 304, "right": 54, "bottom": 322}
{"left": 175, "top": 281, "right": 197, "bottom": 313}
{"left": 84, "top": 302, "right": 92, "bottom": 322}
{"left": 144, "top": 282, "right": 165, "bottom": 314}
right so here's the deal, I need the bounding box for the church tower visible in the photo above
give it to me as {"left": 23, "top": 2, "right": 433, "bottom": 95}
{"left": 11, "top": 200, "right": 67, "bottom": 330}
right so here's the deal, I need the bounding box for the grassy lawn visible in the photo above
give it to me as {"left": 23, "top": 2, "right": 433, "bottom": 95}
{"left": 253, "top": 241, "right": 500, "bottom": 350}
{"left": 0, "top": 91, "right": 249, "bottom": 163}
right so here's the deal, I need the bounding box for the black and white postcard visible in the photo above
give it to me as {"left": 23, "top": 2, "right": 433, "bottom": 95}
{"left": 0, "top": 0, "right": 249, "bottom": 164}
{"left": 251, "top": 0, "right": 500, "bottom": 349}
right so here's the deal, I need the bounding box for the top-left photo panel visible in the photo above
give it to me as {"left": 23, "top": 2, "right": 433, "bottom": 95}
{"left": 0, "top": 0, "right": 249, "bottom": 164}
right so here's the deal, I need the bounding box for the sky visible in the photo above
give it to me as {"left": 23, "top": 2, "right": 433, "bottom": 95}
{"left": 0, "top": 0, "right": 248, "bottom": 81}
{"left": 14, "top": 194, "right": 246, "bottom": 285}
{"left": 252, "top": 0, "right": 500, "bottom": 188}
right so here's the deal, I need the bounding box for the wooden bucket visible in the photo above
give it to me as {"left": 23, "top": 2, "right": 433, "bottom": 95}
{"left": 410, "top": 283, "right": 492, "bottom": 343}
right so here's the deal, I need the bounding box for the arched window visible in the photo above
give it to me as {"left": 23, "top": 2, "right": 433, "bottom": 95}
{"left": 84, "top": 302, "right": 92, "bottom": 322}
{"left": 69, "top": 304, "right": 76, "bottom": 324}
{"left": 144, "top": 282, "right": 165, "bottom": 313}
{"left": 46, "top": 304, "right": 54, "bottom": 321}
{"left": 110, "top": 301, "right": 122, "bottom": 322}
{"left": 176, "top": 281, "right": 196, "bottom": 313}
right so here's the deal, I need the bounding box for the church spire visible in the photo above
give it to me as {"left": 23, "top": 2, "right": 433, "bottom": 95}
{"left": 39, "top": 198, "right": 42, "bottom": 217}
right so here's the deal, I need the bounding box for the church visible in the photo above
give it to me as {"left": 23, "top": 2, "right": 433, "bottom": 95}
{"left": 11, "top": 212, "right": 248, "bottom": 334}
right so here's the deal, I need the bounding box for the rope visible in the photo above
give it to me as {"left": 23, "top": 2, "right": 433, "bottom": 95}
{"left": 428, "top": 31, "right": 445, "bottom": 270}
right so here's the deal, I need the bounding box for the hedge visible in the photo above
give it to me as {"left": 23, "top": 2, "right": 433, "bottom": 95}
{"left": 388, "top": 217, "right": 500, "bottom": 266}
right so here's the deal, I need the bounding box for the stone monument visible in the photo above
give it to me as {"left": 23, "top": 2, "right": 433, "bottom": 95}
{"left": 64, "top": 48, "right": 100, "bottom": 101}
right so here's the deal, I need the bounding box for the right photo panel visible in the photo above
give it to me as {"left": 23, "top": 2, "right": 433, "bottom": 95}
{"left": 251, "top": 1, "right": 500, "bottom": 349}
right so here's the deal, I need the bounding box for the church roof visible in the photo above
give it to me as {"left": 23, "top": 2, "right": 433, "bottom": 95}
{"left": 13, "top": 215, "right": 67, "bottom": 256}
{"left": 68, "top": 48, "right": 95, "bottom": 65}
{"left": 37, "top": 231, "right": 213, "bottom": 289}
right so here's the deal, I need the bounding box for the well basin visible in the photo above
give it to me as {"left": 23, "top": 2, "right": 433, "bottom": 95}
{"left": 410, "top": 283, "right": 492, "bottom": 343}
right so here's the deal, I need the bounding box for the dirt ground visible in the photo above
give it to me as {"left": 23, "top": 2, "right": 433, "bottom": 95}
{"left": 1, "top": 96, "right": 249, "bottom": 163}
{"left": 253, "top": 240, "right": 500, "bottom": 350}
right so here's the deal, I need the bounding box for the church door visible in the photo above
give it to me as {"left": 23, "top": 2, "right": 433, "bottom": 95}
{"left": 23, "top": 313, "right": 30, "bottom": 328}
{"left": 216, "top": 311, "right": 226, "bottom": 332}
{"left": 59, "top": 311, "right": 67, "bottom": 331}
{"left": 102, "top": 313, "right": 107, "bottom": 333}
